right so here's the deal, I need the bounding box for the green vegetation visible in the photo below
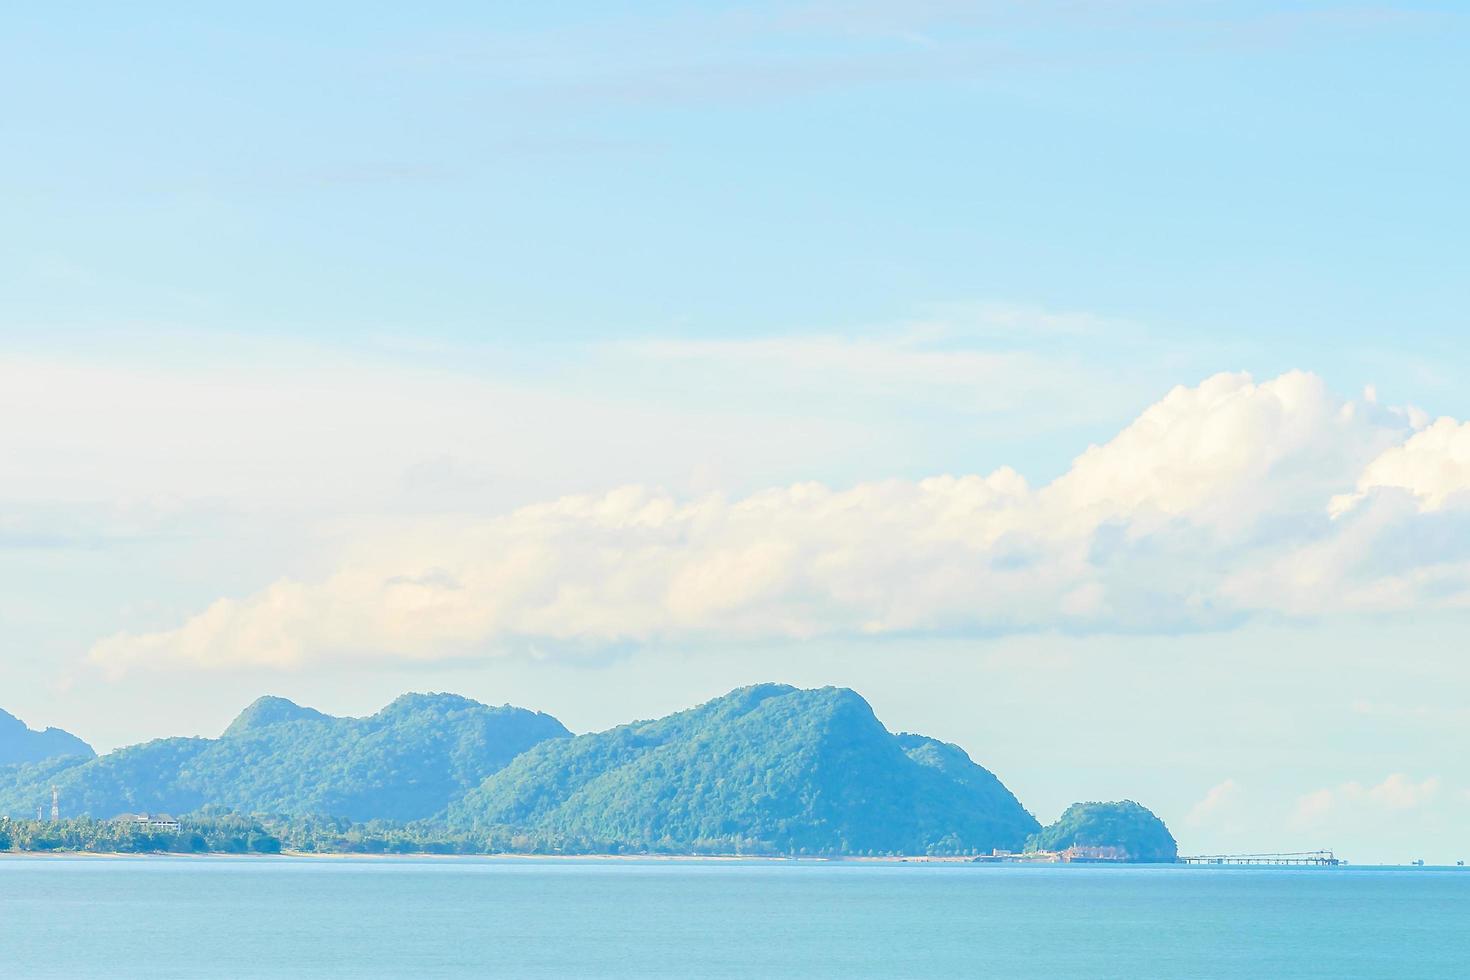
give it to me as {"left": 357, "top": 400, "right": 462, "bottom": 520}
{"left": 222, "top": 695, "right": 331, "bottom": 735}
{"left": 0, "top": 709, "right": 94, "bottom": 767}
{"left": 0, "top": 687, "right": 1179, "bottom": 859}
{"left": 0, "top": 693, "right": 570, "bottom": 823}
{"left": 449, "top": 684, "right": 1040, "bottom": 856}
{"left": 1026, "top": 801, "right": 1178, "bottom": 863}
{"left": 0, "top": 814, "right": 285, "bottom": 854}
{"left": 0, "top": 813, "right": 659, "bottom": 857}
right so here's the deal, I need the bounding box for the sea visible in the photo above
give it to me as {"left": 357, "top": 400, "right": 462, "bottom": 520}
{"left": 1, "top": 857, "right": 1466, "bottom": 979}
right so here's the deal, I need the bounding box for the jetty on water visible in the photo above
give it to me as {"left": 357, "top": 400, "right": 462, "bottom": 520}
{"left": 1179, "top": 850, "right": 1341, "bottom": 866}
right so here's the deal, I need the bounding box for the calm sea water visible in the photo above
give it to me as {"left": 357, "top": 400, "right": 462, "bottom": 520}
{"left": 1, "top": 857, "right": 1466, "bottom": 979}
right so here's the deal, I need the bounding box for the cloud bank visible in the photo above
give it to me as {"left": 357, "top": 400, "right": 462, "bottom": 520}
{"left": 1292, "top": 774, "right": 1444, "bottom": 829}
{"left": 88, "top": 371, "right": 1470, "bottom": 674}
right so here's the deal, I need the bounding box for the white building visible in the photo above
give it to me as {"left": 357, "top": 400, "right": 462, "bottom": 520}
{"left": 114, "top": 813, "right": 182, "bottom": 833}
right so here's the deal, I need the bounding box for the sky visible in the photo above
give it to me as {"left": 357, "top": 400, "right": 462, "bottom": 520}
{"left": 2, "top": 1, "right": 1468, "bottom": 864}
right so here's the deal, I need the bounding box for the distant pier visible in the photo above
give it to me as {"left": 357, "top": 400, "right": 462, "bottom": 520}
{"left": 972, "top": 845, "right": 1132, "bottom": 864}
{"left": 1179, "top": 850, "right": 1340, "bottom": 866}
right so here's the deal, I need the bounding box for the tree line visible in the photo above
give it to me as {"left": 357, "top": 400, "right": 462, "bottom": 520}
{"left": 0, "top": 812, "right": 999, "bottom": 857}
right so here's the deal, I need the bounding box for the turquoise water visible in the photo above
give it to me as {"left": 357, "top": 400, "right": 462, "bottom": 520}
{"left": 2, "top": 857, "right": 1466, "bottom": 978}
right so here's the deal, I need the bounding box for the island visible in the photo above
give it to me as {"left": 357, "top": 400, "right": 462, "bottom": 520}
{"left": 1023, "top": 800, "right": 1179, "bottom": 863}
{"left": 0, "top": 685, "right": 1177, "bottom": 861}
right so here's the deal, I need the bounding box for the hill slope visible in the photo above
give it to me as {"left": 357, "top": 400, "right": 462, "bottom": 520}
{"left": 0, "top": 694, "right": 570, "bottom": 822}
{"left": 449, "top": 684, "right": 1038, "bottom": 855}
{"left": 0, "top": 709, "right": 94, "bottom": 767}
{"left": 1026, "top": 800, "right": 1179, "bottom": 862}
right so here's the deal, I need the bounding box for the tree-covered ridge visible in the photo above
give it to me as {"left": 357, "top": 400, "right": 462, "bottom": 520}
{"left": 0, "top": 708, "right": 94, "bottom": 766}
{"left": 0, "top": 686, "right": 1179, "bottom": 859}
{"left": 1025, "top": 800, "right": 1179, "bottom": 863}
{"left": 222, "top": 695, "right": 332, "bottom": 736}
{"left": 0, "top": 693, "right": 570, "bottom": 823}
{"left": 450, "top": 684, "right": 1039, "bottom": 856}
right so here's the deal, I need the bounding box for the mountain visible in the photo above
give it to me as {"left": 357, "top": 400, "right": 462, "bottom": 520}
{"left": 448, "top": 684, "right": 1039, "bottom": 855}
{"left": 1, "top": 687, "right": 1175, "bottom": 860}
{"left": 0, "top": 694, "right": 570, "bottom": 823}
{"left": 1026, "top": 800, "right": 1179, "bottom": 863}
{"left": 222, "top": 695, "right": 331, "bottom": 736}
{"left": 0, "top": 709, "right": 94, "bottom": 767}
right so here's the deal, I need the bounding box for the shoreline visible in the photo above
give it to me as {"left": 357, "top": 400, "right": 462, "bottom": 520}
{"left": 0, "top": 850, "right": 975, "bottom": 863}
{"left": 0, "top": 853, "right": 1449, "bottom": 869}
{"left": 1, "top": 851, "right": 1409, "bottom": 866}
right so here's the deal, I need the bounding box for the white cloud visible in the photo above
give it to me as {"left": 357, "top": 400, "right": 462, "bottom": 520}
{"left": 1292, "top": 788, "right": 1337, "bottom": 828}
{"left": 1369, "top": 773, "right": 1443, "bottom": 810}
{"left": 83, "top": 369, "right": 1470, "bottom": 674}
{"left": 1186, "top": 779, "right": 1242, "bottom": 829}
{"left": 1331, "top": 417, "right": 1470, "bottom": 515}
{"left": 1292, "top": 774, "right": 1443, "bottom": 828}
{"left": 1045, "top": 371, "right": 1392, "bottom": 530}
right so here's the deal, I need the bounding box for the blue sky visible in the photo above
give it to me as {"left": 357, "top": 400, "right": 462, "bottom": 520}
{"left": 3, "top": 2, "right": 1469, "bottom": 862}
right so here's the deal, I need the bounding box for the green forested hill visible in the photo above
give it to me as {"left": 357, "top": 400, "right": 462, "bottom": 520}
{"left": 0, "top": 694, "right": 570, "bottom": 822}
{"left": 0, "top": 709, "right": 94, "bottom": 767}
{"left": 1026, "top": 800, "right": 1179, "bottom": 862}
{"left": 222, "top": 695, "right": 332, "bottom": 736}
{"left": 1, "top": 686, "right": 1176, "bottom": 859}
{"left": 448, "top": 684, "right": 1039, "bottom": 855}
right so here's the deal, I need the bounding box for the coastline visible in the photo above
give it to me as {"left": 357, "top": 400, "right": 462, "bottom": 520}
{"left": 0, "top": 850, "right": 979, "bottom": 863}
{"left": 1, "top": 852, "right": 1445, "bottom": 868}
{"left": 0, "top": 852, "right": 964, "bottom": 863}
